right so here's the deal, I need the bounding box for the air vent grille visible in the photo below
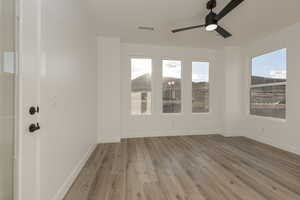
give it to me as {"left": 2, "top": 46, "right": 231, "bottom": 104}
{"left": 138, "top": 26, "right": 155, "bottom": 31}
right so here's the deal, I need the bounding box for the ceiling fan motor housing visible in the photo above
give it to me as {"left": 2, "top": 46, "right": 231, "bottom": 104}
{"left": 205, "top": 12, "right": 217, "bottom": 26}
{"left": 207, "top": 0, "right": 217, "bottom": 10}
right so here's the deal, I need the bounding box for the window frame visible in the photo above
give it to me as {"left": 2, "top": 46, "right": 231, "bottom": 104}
{"left": 130, "top": 57, "right": 153, "bottom": 116}
{"left": 191, "top": 61, "right": 210, "bottom": 114}
{"left": 161, "top": 59, "right": 183, "bottom": 115}
{"left": 248, "top": 48, "right": 287, "bottom": 121}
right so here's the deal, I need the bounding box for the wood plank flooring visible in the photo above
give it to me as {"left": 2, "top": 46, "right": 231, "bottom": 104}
{"left": 64, "top": 135, "right": 300, "bottom": 200}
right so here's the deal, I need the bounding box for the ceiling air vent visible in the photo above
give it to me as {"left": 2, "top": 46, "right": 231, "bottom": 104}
{"left": 138, "top": 26, "right": 155, "bottom": 31}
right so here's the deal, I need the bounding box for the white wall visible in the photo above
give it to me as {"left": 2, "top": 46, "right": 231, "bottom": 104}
{"left": 97, "top": 39, "right": 225, "bottom": 142}
{"left": 39, "top": 0, "right": 97, "bottom": 199}
{"left": 223, "top": 46, "right": 245, "bottom": 136}
{"left": 227, "top": 22, "right": 300, "bottom": 155}
{"left": 97, "top": 36, "right": 121, "bottom": 143}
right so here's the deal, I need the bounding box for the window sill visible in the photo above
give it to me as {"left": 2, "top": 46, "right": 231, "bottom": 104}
{"left": 248, "top": 114, "right": 287, "bottom": 123}
{"left": 192, "top": 112, "right": 211, "bottom": 115}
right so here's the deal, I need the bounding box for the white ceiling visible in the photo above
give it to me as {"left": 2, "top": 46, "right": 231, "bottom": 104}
{"left": 87, "top": 0, "right": 300, "bottom": 48}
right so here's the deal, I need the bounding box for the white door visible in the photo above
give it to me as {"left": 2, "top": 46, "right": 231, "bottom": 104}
{"left": 17, "top": 0, "right": 41, "bottom": 199}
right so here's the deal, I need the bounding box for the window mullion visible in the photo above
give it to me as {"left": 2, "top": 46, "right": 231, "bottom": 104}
{"left": 250, "top": 82, "right": 287, "bottom": 88}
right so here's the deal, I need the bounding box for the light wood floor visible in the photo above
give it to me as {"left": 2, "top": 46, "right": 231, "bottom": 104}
{"left": 64, "top": 135, "right": 300, "bottom": 200}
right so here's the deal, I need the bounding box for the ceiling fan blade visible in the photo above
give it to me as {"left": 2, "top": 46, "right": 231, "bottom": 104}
{"left": 215, "top": 0, "right": 244, "bottom": 21}
{"left": 215, "top": 26, "right": 232, "bottom": 38}
{"left": 172, "top": 25, "right": 205, "bottom": 33}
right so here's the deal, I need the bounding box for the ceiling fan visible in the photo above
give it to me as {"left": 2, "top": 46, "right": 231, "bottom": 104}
{"left": 172, "top": 0, "right": 244, "bottom": 38}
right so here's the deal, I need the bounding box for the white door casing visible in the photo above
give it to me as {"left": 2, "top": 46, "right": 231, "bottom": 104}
{"left": 17, "top": 0, "right": 41, "bottom": 199}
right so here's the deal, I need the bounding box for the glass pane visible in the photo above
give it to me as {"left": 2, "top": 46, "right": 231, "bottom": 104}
{"left": 162, "top": 60, "right": 181, "bottom": 113}
{"left": 251, "top": 48, "right": 287, "bottom": 85}
{"left": 131, "top": 58, "right": 152, "bottom": 115}
{"left": 250, "top": 85, "right": 286, "bottom": 119}
{"left": 192, "top": 62, "right": 209, "bottom": 113}
{"left": 0, "top": 0, "right": 15, "bottom": 199}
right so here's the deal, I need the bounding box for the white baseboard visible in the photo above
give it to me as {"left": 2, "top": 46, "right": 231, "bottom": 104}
{"left": 221, "top": 129, "right": 248, "bottom": 137}
{"left": 98, "top": 137, "right": 121, "bottom": 144}
{"left": 51, "top": 143, "right": 97, "bottom": 200}
{"left": 97, "top": 130, "right": 222, "bottom": 144}
{"left": 245, "top": 135, "right": 300, "bottom": 156}
{"left": 123, "top": 129, "right": 222, "bottom": 139}
{"left": 222, "top": 129, "right": 300, "bottom": 156}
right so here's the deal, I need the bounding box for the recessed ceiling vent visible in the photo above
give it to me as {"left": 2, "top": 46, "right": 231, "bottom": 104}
{"left": 138, "top": 26, "right": 155, "bottom": 31}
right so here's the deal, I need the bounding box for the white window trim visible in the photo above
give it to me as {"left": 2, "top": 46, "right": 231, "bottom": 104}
{"left": 161, "top": 59, "right": 183, "bottom": 115}
{"left": 191, "top": 61, "right": 210, "bottom": 114}
{"left": 250, "top": 82, "right": 287, "bottom": 88}
{"left": 249, "top": 49, "right": 287, "bottom": 120}
{"left": 130, "top": 57, "right": 153, "bottom": 116}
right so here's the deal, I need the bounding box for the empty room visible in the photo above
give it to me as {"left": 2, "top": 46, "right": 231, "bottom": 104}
{"left": 1, "top": 0, "right": 300, "bottom": 199}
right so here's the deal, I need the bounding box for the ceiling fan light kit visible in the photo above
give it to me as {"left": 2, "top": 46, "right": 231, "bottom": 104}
{"left": 172, "top": 0, "right": 244, "bottom": 38}
{"left": 206, "top": 24, "right": 218, "bottom": 31}
{"left": 205, "top": 12, "right": 218, "bottom": 31}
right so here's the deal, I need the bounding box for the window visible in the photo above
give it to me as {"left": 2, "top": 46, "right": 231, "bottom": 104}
{"left": 162, "top": 60, "right": 182, "bottom": 113}
{"left": 250, "top": 48, "right": 287, "bottom": 119}
{"left": 192, "top": 62, "right": 209, "bottom": 113}
{"left": 131, "top": 58, "right": 152, "bottom": 115}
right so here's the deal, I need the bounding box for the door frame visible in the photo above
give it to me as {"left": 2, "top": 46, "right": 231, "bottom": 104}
{"left": 15, "top": 0, "right": 42, "bottom": 199}
{"left": 14, "top": 0, "right": 20, "bottom": 198}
